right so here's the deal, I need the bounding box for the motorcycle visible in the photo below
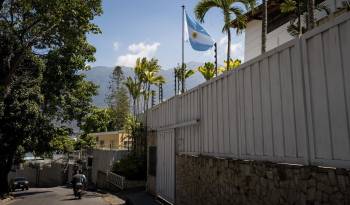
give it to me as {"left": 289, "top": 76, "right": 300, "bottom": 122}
{"left": 74, "top": 182, "right": 83, "bottom": 199}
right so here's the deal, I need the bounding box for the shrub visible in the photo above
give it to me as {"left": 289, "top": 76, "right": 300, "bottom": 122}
{"left": 112, "top": 154, "right": 146, "bottom": 180}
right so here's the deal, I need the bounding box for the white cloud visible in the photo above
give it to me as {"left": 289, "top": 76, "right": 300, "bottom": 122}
{"left": 218, "top": 36, "right": 227, "bottom": 47}
{"left": 116, "top": 42, "right": 160, "bottom": 67}
{"left": 113, "top": 42, "right": 119, "bottom": 51}
{"left": 231, "top": 42, "right": 244, "bottom": 60}
{"left": 217, "top": 36, "right": 244, "bottom": 62}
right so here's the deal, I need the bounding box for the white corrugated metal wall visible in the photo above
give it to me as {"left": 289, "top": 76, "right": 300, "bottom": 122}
{"left": 147, "top": 12, "right": 350, "bottom": 204}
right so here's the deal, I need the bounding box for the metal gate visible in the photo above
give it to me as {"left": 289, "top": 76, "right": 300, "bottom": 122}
{"left": 156, "top": 129, "right": 175, "bottom": 204}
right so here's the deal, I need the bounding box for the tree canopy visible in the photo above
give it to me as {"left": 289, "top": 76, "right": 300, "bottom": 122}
{"left": 0, "top": 0, "right": 102, "bottom": 194}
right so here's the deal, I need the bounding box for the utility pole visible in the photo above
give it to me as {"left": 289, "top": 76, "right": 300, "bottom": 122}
{"left": 159, "top": 83, "right": 163, "bottom": 103}
{"left": 174, "top": 68, "right": 177, "bottom": 95}
{"left": 214, "top": 42, "right": 218, "bottom": 76}
{"left": 151, "top": 90, "right": 155, "bottom": 107}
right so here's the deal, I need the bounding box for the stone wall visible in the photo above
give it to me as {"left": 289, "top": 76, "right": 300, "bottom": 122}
{"left": 176, "top": 155, "right": 350, "bottom": 205}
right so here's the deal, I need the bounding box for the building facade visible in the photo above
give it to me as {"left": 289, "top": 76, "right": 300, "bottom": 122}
{"left": 244, "top": 0, "right": 348, "bottom": 61}
{"left": 89, "top": 131, "right": 130, "bottom": 150}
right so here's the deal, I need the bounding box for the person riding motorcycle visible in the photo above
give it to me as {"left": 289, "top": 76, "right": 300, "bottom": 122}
{"left": 71, "top": 170, "right": 87, "bottom": 197}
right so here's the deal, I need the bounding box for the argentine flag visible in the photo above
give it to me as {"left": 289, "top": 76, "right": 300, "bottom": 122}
{"left": 185, "top": 11, "right": 215, "bottom": 51}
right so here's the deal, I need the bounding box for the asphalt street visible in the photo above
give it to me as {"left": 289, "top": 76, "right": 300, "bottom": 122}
{"left": 7, "top": 187, "right": 124, "bottom": 205}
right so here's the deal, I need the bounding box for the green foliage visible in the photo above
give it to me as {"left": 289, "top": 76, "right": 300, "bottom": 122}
{"left": 131, "top": 57, "right": 165, "bottom": 113}
{"left": 280, "top": 0, "right": 330, "bottom": 37}
{"left": 197, "top": 62, "right": 217, "bottom": 81}
{"left": 106, "top": 66, "right": 124, "bottom": 107}
{"left": 124, "top": 115, "right": 145, "bottom": 153}
{"left": 223, "top": 59, "right": 241, "bottom": 70}
{"left": 281, "top": 0, "right": 297, "bottom": 13}
{"left": 194, "top": 0, "right": 255, "bottom": 70}
{"left": 111, "top": 87, "right": 130, "bottom": 130}
{"left": 112, "top": 154, "right": 146, "bottom": 180}
{"left": 74, "top": 133, "right": 96, "bottom": 150}
{"left": 106, "top": 66, "right": 130, "bottom": 130}
{"left": 80, "top": 107, "right": 114, "bottom": 133}
{"left": 174, "top": 63, "right": 195, "bottom": 93}
{"left": 0, "top": 0, "right": 102, "bottom": 194}
{"left": 50, "top": 129, "right": 75, "bottom": 154}
{"left": 124, "top": 76, "right": 142, "bottom": 115}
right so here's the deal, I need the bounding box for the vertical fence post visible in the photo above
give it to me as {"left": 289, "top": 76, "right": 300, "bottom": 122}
{"left": 300, "top": 33, "right": 313, "bottom": 166}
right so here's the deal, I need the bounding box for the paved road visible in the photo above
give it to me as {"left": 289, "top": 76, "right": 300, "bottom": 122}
{"left": 7, "top": 187, "right": 124, "bottom": 205}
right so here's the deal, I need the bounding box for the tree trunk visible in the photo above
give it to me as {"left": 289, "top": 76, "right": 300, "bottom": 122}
{"left": 226, "top": 28, "right": 231, "bottom": 71}
{"left": 0, "top": 153, "right": 15, "bottom": 195}
{"left": 133, "top": 99, "right": 136, "bottom": 117}
{"left": 0, "top": 171, "right": 9, "bottom": 195}
{"left": 308, "top": 0, "right": 315, "bottom": 30}
{"left": 261, "top": 0, "right": 267, "bottom": 54}
{"left": 174, "top": 69, "right": 177, "bottom": 95}
{"left": 181, "top": 65, "right": 185, "bottom": 93}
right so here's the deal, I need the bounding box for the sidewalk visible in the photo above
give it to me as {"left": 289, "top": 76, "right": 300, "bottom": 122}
{"left": 124, "top": 191, "right": 160, "bottom": 205}
{"left": 0, "top": 196, "right": 14, "bottom": 204}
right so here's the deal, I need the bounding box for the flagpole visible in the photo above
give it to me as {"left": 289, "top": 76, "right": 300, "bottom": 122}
{"left": 181, "top": 5, "right": 185, "bottom": 94}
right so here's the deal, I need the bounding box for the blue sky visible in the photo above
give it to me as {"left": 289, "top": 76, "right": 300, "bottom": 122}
{"left": 87, "top": 0, "right": 247, "bottom": 69}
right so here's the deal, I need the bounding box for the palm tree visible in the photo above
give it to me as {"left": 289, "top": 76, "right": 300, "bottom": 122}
{"left": 143, "top": 59, "right": 165, "bottom": 110}
{"left": 124, "top": 76, "right": 141, "bottom": 117}
{"left": 281, "top": 0, "right": 305, "bottom": 36}
{"left": 179, "top": 64, "right": 195, "bottom": 93}
{"left": 174, "top": 68, "right": 177, "bottom": 95}
{"left": 195, "top": 0, "right": 255, "bottom": 71}
{"left": 198, "top": 62, "right": 219, "bottom": 81}
{"left": 222, "top": 58, "right": 241, "bottom": 70}
{"left": 174, "top": 67, "right": 182, "bottom": 94}
{"left": 280, "top": 0, "right": 329, "bottom": 37}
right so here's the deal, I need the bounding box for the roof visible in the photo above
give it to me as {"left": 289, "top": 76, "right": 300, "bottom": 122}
{"left": 89, "top": 130, "right": 127, "bottom": 136}
{"left": 232, "top": 0, "right": 326, "bottom": 26}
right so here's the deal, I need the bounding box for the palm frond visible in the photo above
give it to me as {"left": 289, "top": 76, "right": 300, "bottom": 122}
{"left": 230, "top": 13, "right": 248, "bottom": 34}
{"left": 194, "top": 0, "right": 221, "bottom": 23}
{"left": 239, "top": 0, "right": 256, "bottom": 12}
{"left": 280, "top": 0, "right": 297, "bottom": 13}
{"left": 185, "top": 69, "right": 195, "bottom": 79}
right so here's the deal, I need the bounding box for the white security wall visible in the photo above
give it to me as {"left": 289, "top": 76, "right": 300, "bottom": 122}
{"left": 244, "top": 0, "right": 346, "bottom": 62}
{"left": 148, "top": 12, "right": 350, "bottom": 169}
{"left": 156, "top": 130, "right": 175, "bottom": 203}
{"left": 91, "top": 149, "right": 128, "bottom": 184}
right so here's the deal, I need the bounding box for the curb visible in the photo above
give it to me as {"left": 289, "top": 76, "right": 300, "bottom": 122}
{"left": 1, "top": 196, "right": 14, "bottom": 204}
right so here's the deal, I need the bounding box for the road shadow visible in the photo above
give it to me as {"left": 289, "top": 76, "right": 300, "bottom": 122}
{"left": 61, "top": 197, "right": 79, "bottom": 201}
{"left": 61, "top": 191, "right": 102, "bottom": 201}
{"left": 13, "top": 190, "right": 52, "bottom": 198}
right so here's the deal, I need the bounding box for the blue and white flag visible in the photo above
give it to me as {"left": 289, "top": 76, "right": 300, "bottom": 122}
{"left": 185, "top": 11, "right": 215, "bottom": 51}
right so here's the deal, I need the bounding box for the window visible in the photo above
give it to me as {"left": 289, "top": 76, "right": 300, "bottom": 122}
{"left": 88, "top": 157, "right": 93, "bottom": 167}
{"left": 110, "top": 140, "right": 115, "bottom": 148}
{"left": 148, "top": 146, "right": 157, "bottom": 176}
{"left": 100, "top": 140, "right": 104, "bottom": 147}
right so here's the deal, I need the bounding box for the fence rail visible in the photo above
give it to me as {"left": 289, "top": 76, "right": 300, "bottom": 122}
{"left": 107, "top": 171, "right": 125, "bottom": 190}
{"left": 147, "top": 12, "right": 350, "bottom": 169}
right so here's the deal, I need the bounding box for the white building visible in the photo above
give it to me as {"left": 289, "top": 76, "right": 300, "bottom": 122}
{"left": 243, "top": 0, "right": 349, "bottom": 61}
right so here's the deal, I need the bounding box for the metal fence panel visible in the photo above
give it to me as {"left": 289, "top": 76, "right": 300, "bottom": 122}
{"left": 156, "top": 130, "right": 175, "bottom": 204}
{"left": 302, "top": 13, "right": 350, "bottom": 167}
{"left": 148, "top": 12, "right": 350, "bottom": 169}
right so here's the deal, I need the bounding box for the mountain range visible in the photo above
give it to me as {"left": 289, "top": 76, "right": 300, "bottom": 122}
{"left": 83, "top": 62, "right": 206, "bottom": 107}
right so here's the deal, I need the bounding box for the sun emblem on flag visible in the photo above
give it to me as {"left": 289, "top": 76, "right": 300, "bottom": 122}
{"left": 192, "top": 32, "right": 198, "bottom": 39}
